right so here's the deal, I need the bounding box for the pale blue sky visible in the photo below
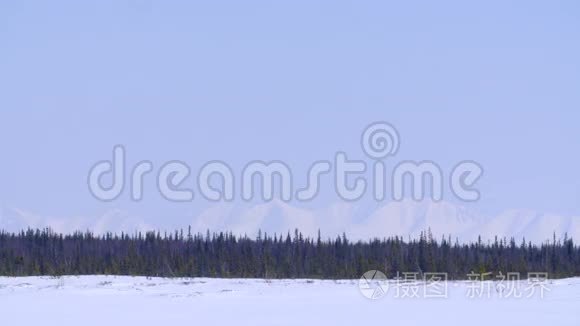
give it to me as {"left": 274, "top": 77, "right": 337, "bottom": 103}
{"left": 1, "top": 1, "right": 579, "bottom": 227}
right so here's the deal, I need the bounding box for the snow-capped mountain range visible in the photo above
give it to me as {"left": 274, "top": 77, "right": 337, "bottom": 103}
{"left": 189, "top": 200, "right": 580, "bottom": 243}
{"left": 1, "top": 200, "right": 579, "bottom": 244}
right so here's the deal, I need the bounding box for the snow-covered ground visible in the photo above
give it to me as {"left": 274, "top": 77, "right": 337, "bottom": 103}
{"left": 0, "top": 276, "right": 579, "bottom": 325}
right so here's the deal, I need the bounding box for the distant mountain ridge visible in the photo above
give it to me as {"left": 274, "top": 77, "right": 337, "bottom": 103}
{"left": 2, "top": 200, "right": 579, "bottom": 244}
{"left": 190, "top": 200, "right": 580, "bottom": 243}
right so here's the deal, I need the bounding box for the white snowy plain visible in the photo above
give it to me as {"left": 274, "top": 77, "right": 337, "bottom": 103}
{"left": 0, "top": 275, "right": 579, "bottom": 325}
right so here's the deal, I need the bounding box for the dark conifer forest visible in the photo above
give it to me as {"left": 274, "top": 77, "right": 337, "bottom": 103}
{"left": 0, "top": 228, "right": 578, "bottom": 279}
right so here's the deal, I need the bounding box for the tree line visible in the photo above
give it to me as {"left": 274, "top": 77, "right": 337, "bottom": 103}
{"left": 0, "top": 228, "right": 578, "bottom": 279}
